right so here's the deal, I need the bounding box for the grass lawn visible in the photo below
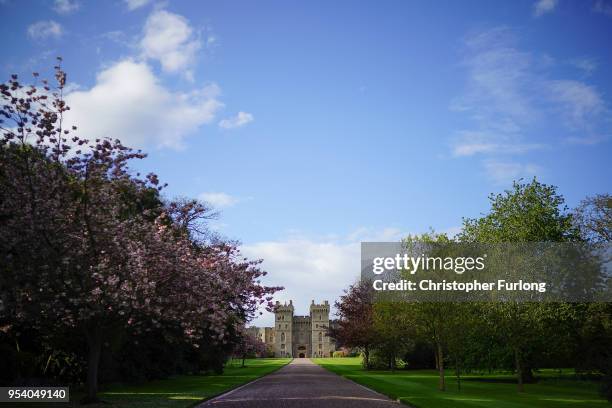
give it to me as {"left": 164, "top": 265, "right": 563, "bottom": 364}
{"left": 312, "top": 357, "right": 608, "bottom": 408}
{"left": 13, "top": 358, "right": 290, "bottom": 408}
{"left": 95, "top": 358, "right": 290, "bottom": 407}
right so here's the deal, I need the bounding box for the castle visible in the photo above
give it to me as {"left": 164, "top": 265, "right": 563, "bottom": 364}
{"left": 247, "top": 299, "right": 336, "bottom": 358}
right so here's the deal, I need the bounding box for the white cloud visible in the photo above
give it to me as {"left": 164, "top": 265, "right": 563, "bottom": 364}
{"left": 452, "top": 26, "right": 610, "bottom": 177}
{"left": 452, "top": 131, "right": 543, "bottom": 157}
{"left": 533, "top": 0, "right": 558, "bottom": 17}
{"left": 565, "top": 134, "right": 609, "bottom": 145}
{"left": 99, "top": 30, "right": 132, "bottom": 48}
{"left": 53, "top": 0, "right": 79, "bottom": 14}
{"left": 124, "top": 0, "right": 152, "bottom": 10}
{"left": 570, "top": 57, "right": 598, "bottom": 76}
{"left": 65, "top": 60, "right": 223, "bottom": 149}
{"left": 483, "top": 160, "right": 540, "bottom": 185}
{"left": 547, "top": 79, "right": 604, "bottom": 125}
{"left": 218, "top": 111, "right": 254, "bottom": 129}
{"left": 140, "top": 10, "right": 201, "bottom": 76}
{"left": 457, "top": 27, "right": 536, "bottom": 126}
{"left": 198, "top": 192, "right": 239, "bottom": 208}
{"left": 27, "top": 21, "right": 63, "bottom": 40}
{"left": 453, "top": 141, "right": 497, "bottom": 156}
{"left": 451, "top": 29, "right": 542, "bottom": 159}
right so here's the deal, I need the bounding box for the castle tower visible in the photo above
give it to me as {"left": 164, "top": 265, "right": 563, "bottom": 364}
{"left": 310, "top": 300, "right": 330, "bottom": 357}
{"left": 274, "top": 300, "right": 294, "bottom": 357}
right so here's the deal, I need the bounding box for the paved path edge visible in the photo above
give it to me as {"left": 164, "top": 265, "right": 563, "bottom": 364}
{"left": 312, "top": 360, "right": 415, "bottom": 408}
{"left": 192, "top": 358, "right": 294, "bottom": 408}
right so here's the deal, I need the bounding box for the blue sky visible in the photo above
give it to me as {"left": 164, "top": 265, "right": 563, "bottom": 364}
{"left": 2, "top": 0, "right": 611, "bottom": 324}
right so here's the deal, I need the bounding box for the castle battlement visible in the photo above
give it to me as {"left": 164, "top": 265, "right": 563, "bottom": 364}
{"left": 274, "top": 300, "right": 295, "bottom": 312}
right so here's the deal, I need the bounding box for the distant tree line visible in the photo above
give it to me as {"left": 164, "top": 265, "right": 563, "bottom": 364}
{"left": 331, "top": 180, "right": 612, "bottom": 400}
{"left": 0, "top": 61, "right": 280, "bottom": 403}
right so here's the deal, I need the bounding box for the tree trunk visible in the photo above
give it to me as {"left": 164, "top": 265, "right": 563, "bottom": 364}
{"left": 522, "top": 364, "right": 534, "bottom": 383}
{"left": 363, "top": 346, "right": 370, "bottom": 370}
{"left": 83, "top": 326, "right": 102, "bottom": 403}
{"left": 242, "top": 355, "right": 246, "bottom": 368}
{"left": 434, "top": 348, "right": 439, "bottom": 370}
{"left": 455, "top": 358, "right": 461, "bottom": 392}
{"left": 515, "top": 348, "right": 524, "bottom": 393}
{"left": 437, "top": 342, "right": 445, "bottom": 391}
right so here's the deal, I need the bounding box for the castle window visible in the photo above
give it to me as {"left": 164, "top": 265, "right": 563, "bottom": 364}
{"left": 319, "top": 343, "right": 322, "bottom": 350}
{"left": 315, "top": 324, "right": 318, "bottom": 328}
{"left": 281, "top": 343, "right": 285, "bottom": 349}
{"left": 318, "top": 332, "right": 322, "bottom": 341}
{"left": 281, "top": 333, "right": 285, "bottom": 342}
{"left": 285, "top": 324, "right": 288, "bottom": 329}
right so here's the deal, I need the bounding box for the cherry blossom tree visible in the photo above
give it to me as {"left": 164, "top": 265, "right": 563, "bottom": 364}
{"left": 0, "top": 60, "right": 280, "bottom": 402}
{"left": 233, "top": 330, "right": 267, "bottom": 367}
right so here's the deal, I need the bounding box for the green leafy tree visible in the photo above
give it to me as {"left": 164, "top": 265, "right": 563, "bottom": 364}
{"left": 401, "top": 232, "right": 458, "bottom": 391}
{"left": 459, "top": 178, "right": 579, "bottom": 392}
{"left": 371, "top": 302, "right": 414, "bottom": 371}
{"left": 573, "top": 194, "right": 612, "bottom": 400}
{"left": 574, "top": 194, "right": 612, "bottom": 244}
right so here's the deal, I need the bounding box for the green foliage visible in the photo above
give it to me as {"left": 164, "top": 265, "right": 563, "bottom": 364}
{"left": 576, "top": 303, "right": 612, "bottom": 400}
{"left": 402, "top": 341, "right": 435, "bottom": 369}
{"left": 574, "top": 194, "right": 612, "bottom": 243}
{"left": 460, "top": 178, "right": 579, "bottom": 243}
{"left": 371, "top": 302, "right": 414, "bottom": 370}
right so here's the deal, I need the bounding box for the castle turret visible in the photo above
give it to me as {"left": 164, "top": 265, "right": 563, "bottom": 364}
{"left": 274, "top": 301, "right": 294, "bottom": 357}
{"left": 310, "top": 300, "right": 330, "bottom": 357}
